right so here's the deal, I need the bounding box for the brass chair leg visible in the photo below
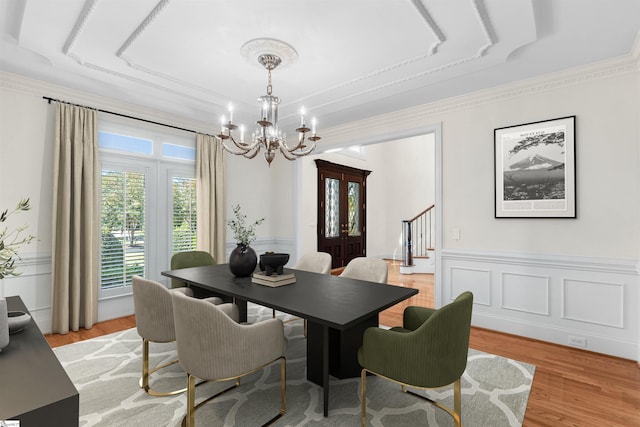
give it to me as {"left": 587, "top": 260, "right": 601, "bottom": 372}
{"left": 404, "top": 380, "right": 464, "bottom": 427}
{"left": 140, "top": 338, "right": 187, "bottom": 396}
{"left": 186, "top": 374, "right": 196, "bottom": 427}
{"left": 453, "top": 378, "right": 461, "bottom": 427}
{"left": 273, "top": 309, "right": 306, "bottom": 337}
{"left": 361, "top": 369, "right": 367, "bottom": 427}
{"left": 180, "top": 358, "right": 284, "bottom": 427}
{"left": 262, "top": 357, "right": 287, "bottom": 426}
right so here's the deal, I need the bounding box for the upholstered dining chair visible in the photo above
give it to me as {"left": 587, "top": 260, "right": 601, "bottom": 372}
{"left": 171, "top": 291, "right": 287, "bottom": 427}
{"left": 357, "top": 291, "right": 474, "bottom": 427}
{"left": 294, "top": 251, "right": 332, "bottom": 274}
{"left": 170, "top": 250, "right": 216, "bottom": 288}
{"left": 339, "top": 257, "right": 388, "bottom": 283}
{"left": 132, "top": 275, "right": 224, "bottom": 396}
{"left": 275, "top": 251, "right": 333, "bottom": 333}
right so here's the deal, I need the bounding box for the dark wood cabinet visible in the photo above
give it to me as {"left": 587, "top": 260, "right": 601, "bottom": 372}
{"left": 0, "top": 296, "right": 79, "bottom": 426}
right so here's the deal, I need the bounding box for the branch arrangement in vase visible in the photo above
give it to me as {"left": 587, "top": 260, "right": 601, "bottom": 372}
{"left": 227, "top": 205, "right": 264, "bottom": 246}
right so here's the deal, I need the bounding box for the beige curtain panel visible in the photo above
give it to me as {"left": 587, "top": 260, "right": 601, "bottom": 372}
{"left": 196, "top": 133, "right": 226, "bottom": 263}
{"left": 51, "top": 102, "right": 99, "bottom": 334}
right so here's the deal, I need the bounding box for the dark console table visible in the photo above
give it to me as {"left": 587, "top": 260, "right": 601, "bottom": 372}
{"left": 0, "top": 296, "right": 79, "bottom": 426}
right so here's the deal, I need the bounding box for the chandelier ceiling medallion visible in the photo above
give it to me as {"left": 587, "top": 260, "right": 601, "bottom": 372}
{"left": 218, "top": 40, "right": 320, "bottom": 166}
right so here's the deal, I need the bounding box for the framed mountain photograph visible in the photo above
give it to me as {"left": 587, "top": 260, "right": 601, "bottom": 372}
{"left": 494, "top": 116, "right": 576, "bottom": 218}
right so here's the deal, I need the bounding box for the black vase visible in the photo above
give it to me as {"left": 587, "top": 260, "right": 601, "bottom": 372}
{"left": 229, "top": 244, "right": 257, "bottom": 277}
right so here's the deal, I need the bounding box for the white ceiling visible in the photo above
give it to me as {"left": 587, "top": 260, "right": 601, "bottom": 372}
{"left": 1, "top": 0, "right": 639, "bottom": 133}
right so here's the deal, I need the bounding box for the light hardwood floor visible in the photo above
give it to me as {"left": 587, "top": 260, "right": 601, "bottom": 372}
{"left": 45, "top": 261, "right": 640, "bottom": 426}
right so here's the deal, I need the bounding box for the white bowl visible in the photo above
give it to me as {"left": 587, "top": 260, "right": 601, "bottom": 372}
{"left": 8, "top": 311, "right": 31, "bottom": 334}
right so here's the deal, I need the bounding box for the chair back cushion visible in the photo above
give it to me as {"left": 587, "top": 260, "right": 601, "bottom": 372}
{"left": 294, "top": 252, "right": 332, "bottom": 274}
{"left": 171, "top": 292, "right": 286, "bottom": 380}
{"left": 359, "top": 291, "right": 473, "bottom": 388}
{"left": 339, "top": 257, "right": 388, "bottom": 283}
{"left": 170, "top": 251, "right": 215, "bottom": 288}
{"left": 132, "top": 276, "right": 179, "bottom": 343}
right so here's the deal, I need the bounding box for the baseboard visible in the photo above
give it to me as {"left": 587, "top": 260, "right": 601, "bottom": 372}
{"left": 473, "top": 311, "right": 638, "bottom": 361}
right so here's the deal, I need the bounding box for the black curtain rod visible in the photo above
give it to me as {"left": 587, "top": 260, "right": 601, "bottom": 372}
{"left": 43, "top": 96, "right": 216, "bottom": 137}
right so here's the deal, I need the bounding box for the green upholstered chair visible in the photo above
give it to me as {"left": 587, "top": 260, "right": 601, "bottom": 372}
{"left": 170, "top": 251, "right": 216, "bottom": 289}
{"left": 357, "top": 291, "right": 473, "bottom": 427}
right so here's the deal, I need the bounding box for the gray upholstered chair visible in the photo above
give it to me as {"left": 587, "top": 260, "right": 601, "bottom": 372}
{"left": 358, "top": 292, "right": 474, "bottom": 427}
{"left": 279, "top": 251, "right": 333, "bottom": 334}
{"left": 171, "top": 291, "right": 287, "bottom": 426}
{"left": 132, "top": 275, "right": 224, "bottom": 396}
{"left": 170, "top": 250, "right": 216, "bottom": 288}
{"left": 339, "top": 257, "right": 388, "bottom": 283}
{"left": 294, "top": 251, "right": 332, "bottom": 274}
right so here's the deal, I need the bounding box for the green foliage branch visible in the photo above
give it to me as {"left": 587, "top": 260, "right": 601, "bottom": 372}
{"left": 227, "top": 205, "right": 264, "bottom": 247}
{"left": 0, "top": 198, "right": 36, "bottom": 279}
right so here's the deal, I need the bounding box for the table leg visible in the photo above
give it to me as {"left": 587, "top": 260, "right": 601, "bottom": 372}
{"left": 323, "top": 325, "right": 329, "bottom": 417}
{"left": 235, "top": 298, "right": 248, "bottom": 323}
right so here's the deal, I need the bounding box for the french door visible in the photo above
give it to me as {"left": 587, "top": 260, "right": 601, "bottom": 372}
{"left": 316, "top": 160, "right": 371, "bottom": 269}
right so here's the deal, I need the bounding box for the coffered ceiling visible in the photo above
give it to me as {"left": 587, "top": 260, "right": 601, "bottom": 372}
{"left": 1, "top": 0, "right": 639, "bottom": 132}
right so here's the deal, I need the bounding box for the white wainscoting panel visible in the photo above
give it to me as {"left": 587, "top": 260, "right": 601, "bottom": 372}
{"left": 0, "top": 253, "right": 53, "bottom": 333}
{"left": 449, "top": 267, "right": 491, "bottom": 306}
{"left": 501, "top": 272, "right": 550, "bottom": 316}
{"left": 562, "top": 279, "right": 624, "bottom": 328}
{"left": 441, "top": 249, "right": 639, "bottom": 360}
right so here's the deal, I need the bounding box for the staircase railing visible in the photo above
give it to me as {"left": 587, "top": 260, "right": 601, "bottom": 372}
{"left": 402, "top": 204, "right": 435, "bottom": 267}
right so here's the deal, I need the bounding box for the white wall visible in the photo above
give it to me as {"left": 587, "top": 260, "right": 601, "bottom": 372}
{"left": 0, "top": 78, "right": 55, "bottom": 330}
{"left": 2, "top": 52, "right": 639, "bottom": 361}
{"left": 315, "top": 55, "right": 640, "bottom": 360}
{"left": 365, "top": 134, "right": 434, "bottom": 260}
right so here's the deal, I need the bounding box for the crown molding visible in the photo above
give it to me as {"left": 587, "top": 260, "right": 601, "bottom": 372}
{"left": 3, "top": 46, "right": 637, "bottom": 145}
{"left": 321, "top": 53, "right": 639, "bottom": 144}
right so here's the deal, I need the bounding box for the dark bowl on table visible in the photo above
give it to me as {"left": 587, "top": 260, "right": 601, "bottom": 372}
{"left": 259, "top": 253, "right": 290, "bottom": 276}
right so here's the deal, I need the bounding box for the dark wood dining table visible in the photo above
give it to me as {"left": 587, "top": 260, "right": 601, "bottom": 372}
{"left": 162, "top": 263, "right": 418, "bottom": 416}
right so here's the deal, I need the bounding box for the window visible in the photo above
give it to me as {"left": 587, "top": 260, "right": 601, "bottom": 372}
{"left": 98, "top": 119, "right": 196, "bottom": 297}
{"left": 100, "top": 169, "right": 146, "bottom": 289}
{"left": 171, "top": 176, "right": 197, "bottom": 254}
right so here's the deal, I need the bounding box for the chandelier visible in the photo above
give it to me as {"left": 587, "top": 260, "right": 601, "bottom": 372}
{"left": 217, "top": 53, "right": 321, "bottom": 165}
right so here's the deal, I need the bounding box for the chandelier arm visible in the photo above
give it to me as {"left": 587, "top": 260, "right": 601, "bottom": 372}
{"left": 279, "top": 136, "right": 316, "bottom": 157}
{"left": 243, "top": 146, "right": 261, "bottom": 159}
{"left": 278, "top": 133, "right": 305, "bottom": 153}
{"left": 229, "top": 134, "right": 260, "bottom": 151}
{"left": 290, "top": 141, "right": 316, "bottom": 157}
{"left": 221, "top": 139, "right": 251, "bottom": 156}
{"left": 278, "top": 145, "right": 298, "bottom": 160}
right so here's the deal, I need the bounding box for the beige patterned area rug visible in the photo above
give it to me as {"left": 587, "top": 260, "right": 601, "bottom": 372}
{"left": 53, "top": 304, "right": 535, "bottom": 426}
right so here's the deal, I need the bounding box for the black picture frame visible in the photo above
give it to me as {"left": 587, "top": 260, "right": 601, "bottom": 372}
{"left": 494, "top": 116, "right": 576, "bottom": 218}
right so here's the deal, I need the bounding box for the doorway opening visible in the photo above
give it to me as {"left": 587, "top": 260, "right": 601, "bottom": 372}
{"left": 294, "top": 123, "right": 443, "bottom": 309}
